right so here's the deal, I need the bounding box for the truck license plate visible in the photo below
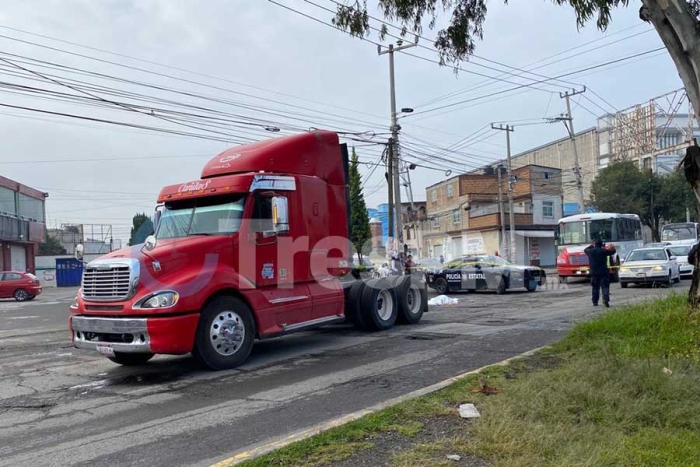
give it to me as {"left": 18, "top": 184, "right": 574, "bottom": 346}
{"left": 96, "top": 344, "right": 115, "bottom": 357}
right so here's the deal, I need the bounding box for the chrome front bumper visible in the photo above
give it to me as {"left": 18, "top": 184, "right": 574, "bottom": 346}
{"left": 71, "top": 316, "right": 151, "bottom": 353}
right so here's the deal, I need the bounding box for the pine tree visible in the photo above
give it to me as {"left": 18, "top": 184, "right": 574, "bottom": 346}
{"left": 349, "top": 147, "right": 371, "bottom": 264}
{"left": 129, "top": 213, "right": 154, "bottom": 246}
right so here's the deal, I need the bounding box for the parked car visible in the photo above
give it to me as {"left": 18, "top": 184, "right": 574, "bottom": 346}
{"left": 667, "top": 244, "right": 695, "bottom": 279}
{"left": 426, "top": 255, "right": 546, "bottom": 294}
{"left": 619, "top": 247, "right": 681, "bottom": 288}
{"left": 0, "top": 271, "right": 42, "bottom": 301}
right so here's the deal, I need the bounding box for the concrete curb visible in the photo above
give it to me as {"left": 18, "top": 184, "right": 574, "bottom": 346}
{"left": 210, "top": 345, "right": 549, "bottom": 467}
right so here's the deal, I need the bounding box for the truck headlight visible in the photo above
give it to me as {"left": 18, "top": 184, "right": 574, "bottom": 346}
{"left": 136, "top": 291, "right": 179, "bottom": 309}
{"left": 70, "top": 295, "right": 79, "bottom": 309}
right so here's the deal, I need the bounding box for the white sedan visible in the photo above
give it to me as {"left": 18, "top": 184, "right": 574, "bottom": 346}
{"left": 619, "top": 247, "right": 681, "bottom": 288}
{"left": 667, "top": 244, "right": 695, "bottom": 279}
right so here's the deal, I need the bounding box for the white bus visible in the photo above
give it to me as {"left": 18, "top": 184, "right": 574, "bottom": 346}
{"left": 555, "top": 213, "right": 643, "bottom": 282}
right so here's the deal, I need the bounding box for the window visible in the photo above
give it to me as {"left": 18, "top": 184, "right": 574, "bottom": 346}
{"left": 447, "top": 184, "right": 454, "bottom": 198}
{"left": 0, "top": 187, "right": 15, "bottom": 215}
{"left": 542, "top": 201, "right": 554, "bottom": 218}
{"left": 252, "top": 196, "right": 273, "bottom": 232}
{"left": 433, "top": 216, "right": 440, "bottom": 229}
{"left": 2, "top": 273, "right": 22, "bottom": 281}
{"left": 541, "top": 172, "right": 551, "bottom": 179}
{"left": 453, "top": 209, "right": 461, "bottom": 225}
{"left": 431, "top": 189, "right": 437, "bottom": 203}
{"left": 406, "top": 228, "right": 411, "bottom": 240}
{"left": 18, "top": 193, "right": 44, "bottom": 222}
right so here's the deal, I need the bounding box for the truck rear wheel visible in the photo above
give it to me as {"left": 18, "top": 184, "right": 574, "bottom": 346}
{"left": 108, "top": 352, "right": 154, "bottom": 366}
{"left": 193, "top": 296, "right": 255, "bottom": 371}
{"left": 344, "top": 280, "right": 367, "bottom": 330}
{"left": 360, "top": 278, "right": 398, "bottom": 331}
{"left": 393, "top": 276, "right": 427, "bottom": 324}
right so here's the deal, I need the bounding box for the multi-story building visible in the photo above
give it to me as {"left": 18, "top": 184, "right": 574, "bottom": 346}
{"left": 366, "top": 202, "right": 427, "bottom": 258}
{"left": 501, "top": 128, "right": 598, "bottom": 217}
{"left": 0, "top": 176, "right": 47, "bottom": 273}
{"left": 423, "top": 165, "right": 562, "bottom": 266}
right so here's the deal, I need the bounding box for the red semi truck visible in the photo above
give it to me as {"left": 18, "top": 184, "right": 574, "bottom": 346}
{"left": 69, "top": 131, "right": 427, "bottom": 370}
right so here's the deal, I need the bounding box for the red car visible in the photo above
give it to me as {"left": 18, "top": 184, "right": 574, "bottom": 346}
{"left": 0, "top": 271, "right": 42, "bottom": 301}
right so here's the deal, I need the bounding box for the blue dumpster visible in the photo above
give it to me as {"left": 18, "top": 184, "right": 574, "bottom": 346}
{"left": 56, "top": 258, "right": 83, "bottom": 287}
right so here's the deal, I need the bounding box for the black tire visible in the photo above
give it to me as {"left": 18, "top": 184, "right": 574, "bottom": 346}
{"left": 673, "top": 273, "right": 681, "bottom": 284}
{"left": 27, "top": 295, "right": 36, "bottom": 300}
{"left": 393, "top": 276, "right": 427, "bottom": 324}
{"left": 496, "top": 275, "right": 507, "bottom": 295}
{"left": 192, "top": 296, "right": 255, "bottom": 370}
{"left": 526, "top": 282, "right": 537, "bottom": 292}
{"left": 666, "top": 272, "right": 673, "bottom": 288}
{"left": 13, "top": 289, "right": 29, "bottom": 301}
{"left": 108, "top": 352, "right": 154, "bottom": 366}
{"left": 360, "top": 278, "right": 398, "bottom": 331}
{"left": 621, "top": 282, "right": 628, "bottom": 289}
{"left": 344, "top": 280, "right": 367, "bottom": 330}
{"left": 434, "top": 277, "right": 448, "bottom": 294}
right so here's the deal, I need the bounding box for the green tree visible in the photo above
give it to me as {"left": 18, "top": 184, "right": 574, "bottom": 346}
{"left": 658, "top": 170, "right": 698, "bottom": 222}
{"left": 129, "top": 213, "right": 154, "bottom": 246}
{"left": 591, "top": 162, "right": 698, "bottom": 241}
{"left": 38, "top": 234, "right": 67, "bottom": 255}
{"left": 349, "top": 147, "right": 372, "bottom": 264}
{"left": 334, "top": 1, "right": 700, "bottom": 126}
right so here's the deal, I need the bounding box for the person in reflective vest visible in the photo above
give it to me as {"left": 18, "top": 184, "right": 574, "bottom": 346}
{"left": 584, "top": 240, "right": 617, "bottom": 307}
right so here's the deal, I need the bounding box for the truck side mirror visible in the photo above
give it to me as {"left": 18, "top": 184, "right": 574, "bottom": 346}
{"left": 75, "top": 244, "right": 84, "bottom": 260}
{"left": 271, "top": 196, "right": 289, "bottom": 234}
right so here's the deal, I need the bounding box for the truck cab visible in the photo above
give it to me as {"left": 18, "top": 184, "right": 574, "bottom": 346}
{"left": 69, "top": 131, "right": 427, "bottom": 369}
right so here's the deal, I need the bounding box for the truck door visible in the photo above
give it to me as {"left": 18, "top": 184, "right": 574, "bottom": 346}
{"left": 250, "top": 194, "right": 312, "bottom": 327}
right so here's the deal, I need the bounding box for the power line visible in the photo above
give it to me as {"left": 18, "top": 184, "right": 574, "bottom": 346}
{"left": 408, "top": 47, "right": 666, "bottom": 118}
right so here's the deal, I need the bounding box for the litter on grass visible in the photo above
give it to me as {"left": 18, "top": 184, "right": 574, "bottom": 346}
{"left": 428, "top": 295, "right": 458, "bottom": 306}
{"left": 446, "top": 454, "right": 462, "bottom": 461}
{"left": 458, "top": 403, "right": 480, "bottom": 418}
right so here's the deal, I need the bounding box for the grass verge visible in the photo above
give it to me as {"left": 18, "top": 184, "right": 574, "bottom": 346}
{"left": 235, "top": 294, "right": 700, "bottom": 467}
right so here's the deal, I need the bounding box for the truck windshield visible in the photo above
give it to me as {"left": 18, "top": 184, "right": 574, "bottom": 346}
{"left": 661, "top": 224, "right": 697, "bottom": 241}
{"left": 156, "top": 195, "right": 246, "bottom": 239}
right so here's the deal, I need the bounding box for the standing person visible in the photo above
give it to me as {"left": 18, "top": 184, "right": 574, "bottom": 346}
{"left": 439, "top": 254, "right": 445, "bottom": 265}
{"left": 390, "top": 251, "right": 402, "bottom": 275}
{"left": 584, "top": 240, "right": 616, "bottom": 307}
{"left": 404, "top": 254, "right": 415, "bottom": 275}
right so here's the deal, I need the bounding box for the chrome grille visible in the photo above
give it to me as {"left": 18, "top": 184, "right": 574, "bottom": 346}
{"left": 631, "top": 267, "right": 651, "bottom": 273}
{"left": 82, "top": 259, "right": 139, "bottom": 302}
{"left": 569, "top": 254, "right": 588, "bottom": 266}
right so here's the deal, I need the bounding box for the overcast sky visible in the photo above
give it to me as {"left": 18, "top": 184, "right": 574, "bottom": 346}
{"left": 0, "top": 0, "right": 681, "bottom": 243}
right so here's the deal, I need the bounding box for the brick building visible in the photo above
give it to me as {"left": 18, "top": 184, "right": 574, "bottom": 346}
{"left": 423, "top": 165, "right": 562, "bottom": 266}
{"left": 0, "top": 176, "right": 47, "bottom": 273}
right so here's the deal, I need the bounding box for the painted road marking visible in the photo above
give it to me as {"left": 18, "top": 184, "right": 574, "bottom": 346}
{"left": 7, "top": 316, "right": 40, "bottom": 320}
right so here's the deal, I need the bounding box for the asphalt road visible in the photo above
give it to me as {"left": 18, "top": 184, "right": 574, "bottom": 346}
{"left": 0, "top": 279, "right": 686, "bottom": 467}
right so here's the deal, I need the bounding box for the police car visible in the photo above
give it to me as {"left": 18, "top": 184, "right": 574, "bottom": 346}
{"left": 425, "top": 255, "right": 547, "bottom": 294}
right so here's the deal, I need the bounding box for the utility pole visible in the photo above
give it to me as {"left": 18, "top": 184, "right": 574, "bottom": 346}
{"left": 492, "top": 124, "right": 516, "bottom": 263}
{"left": 560, "top": 87, "right": 587, "bottom": 213}
{"left": 379, "top": 38, "right": 418, "bottom": 254}
{"left": 497, "top": 163, "right": 507, "bottom": 256}
{"left": 386, "top": 141, "right": 394, "bottom": 248}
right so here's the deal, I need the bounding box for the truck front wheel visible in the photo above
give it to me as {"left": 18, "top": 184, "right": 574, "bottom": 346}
{"left": 108, "top": 352, "right": 154, "bottom": 366}
{"left": 193, "top": 296, "right": 255, "bottom": 370}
